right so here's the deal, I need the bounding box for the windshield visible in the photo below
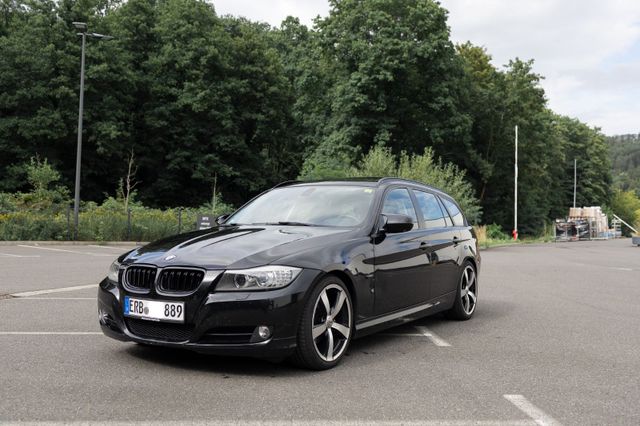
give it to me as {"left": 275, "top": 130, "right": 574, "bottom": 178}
{"left": 227, "top": 185, "right": 376, "bottom": 227}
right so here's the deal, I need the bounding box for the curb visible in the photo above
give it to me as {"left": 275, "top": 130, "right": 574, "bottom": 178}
{"left": 0, "top": 241, "right": 146, "bottom": 246}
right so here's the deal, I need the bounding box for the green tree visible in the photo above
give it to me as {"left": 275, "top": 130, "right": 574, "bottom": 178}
{"left": 299, "top": 0, "right": 471, "bottom": 178}
{"left": 315, "top": 144, "right": 482, "bottom": 223}
{"left": 0, "top": 0, "right": 613, "bottom": 235}
{"left": 609, "top": 190, "right": 640, "bottom": 236}
{"left": 608, "top": 134, "right": 640, "bottom": 193}
{"left": 555, "top": 116, "right": 611, "bottom": 211}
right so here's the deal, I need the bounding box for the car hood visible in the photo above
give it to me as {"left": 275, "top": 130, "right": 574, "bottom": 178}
{"left": 123, "top": 225, "right": 356, "bottom": 270}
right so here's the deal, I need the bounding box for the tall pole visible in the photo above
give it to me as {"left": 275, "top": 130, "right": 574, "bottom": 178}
{"left": 73, "top": 32, "right": 86, "bottom": 240}
{"left": 573, "top": 158, "right": 577, "bottom": 208}
{"left": 514, "top": 125, "right": 518, "bottom": 240}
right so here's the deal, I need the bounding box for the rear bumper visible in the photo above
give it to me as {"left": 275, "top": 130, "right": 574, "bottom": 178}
{"left": 97, "top": 269, "right": 321, "bottom": 358}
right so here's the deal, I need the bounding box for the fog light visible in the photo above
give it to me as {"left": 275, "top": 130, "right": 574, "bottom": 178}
{"left": 98, "top": 308, "right": 107, "bottom": 325}
{"left": 257, "top": 325, "right": 271, "bottom": 340}
{"left": 98, "top": 308, "right": 112, "bottom": 326}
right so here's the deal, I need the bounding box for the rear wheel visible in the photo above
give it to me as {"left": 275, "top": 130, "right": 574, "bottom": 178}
{"left": 447, "top": 261, "right": 477, "bottom": 320}
{"left": 292, "top": 276, "right": 353, "bottom": 370}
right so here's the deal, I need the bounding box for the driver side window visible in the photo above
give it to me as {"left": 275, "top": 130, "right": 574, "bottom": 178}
{"left": 382, "top": 188, "right": 418, "bottom": 229}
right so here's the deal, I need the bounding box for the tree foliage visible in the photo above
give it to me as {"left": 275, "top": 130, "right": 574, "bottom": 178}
{"left": 608, "top": 134, "right": 640, "bottom": 194}
{"left": 347, "top": 145, "right": 482, "bottom": 224}
{"left": 609, "top": 190, "right": 640, "bottom": 236}
{"left": 0, "top": 0, "right": 613, "bottom": 235}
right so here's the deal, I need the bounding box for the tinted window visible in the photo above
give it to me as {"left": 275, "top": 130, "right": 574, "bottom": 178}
{"left": 441, "top": 197, "right": 465, "bottom": 227}
{"left": 413, "top": 190, "right": 446, "bottom": 228}
{"left": 228, "top": 185, "right": 375, "bottom": 227}
{"left": 382, "top": 188, "right": 418, "bottom": 229}
{"left": 438, "top": 198, "right": 453, "bottom": 226}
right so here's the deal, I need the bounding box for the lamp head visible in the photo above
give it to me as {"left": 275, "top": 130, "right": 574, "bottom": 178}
{"left": 72, "top": 22, "right": 88, "bottom": 32}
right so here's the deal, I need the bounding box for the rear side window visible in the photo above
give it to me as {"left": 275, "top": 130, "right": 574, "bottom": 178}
{"left": 437, "top": 197, "right": 453, "bottom": 226}
{"left": 441, "top": 197, "right": 465, "bottom": 227}
{"left": 413, "top": 190, "right": 446, "bottom": 228}
{"left": 382, "top": 188, "right": 418, "bottom": 229}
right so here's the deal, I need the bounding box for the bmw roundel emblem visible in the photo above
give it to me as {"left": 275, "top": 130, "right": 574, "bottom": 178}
{"left": 164, "top": 254, "right": 176, "bottom": 261}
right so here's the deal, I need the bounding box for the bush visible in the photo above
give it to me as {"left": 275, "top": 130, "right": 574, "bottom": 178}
{"left": 0, "top": 210, "right": 69, "bottom": 241}
{"left": 348, "top": 145, "right": 482, "bottom": 224}
{"left": 0, "top": 156, "right": 239, "bottom": 241}
{"left": 0, "top": 201, "right": 235, "bottom": 242}
{"left": 486, "top": 223, "right": 507, "bottom": 240}
{"left": 0, "top": 193, "right": 18, "bottom": 213}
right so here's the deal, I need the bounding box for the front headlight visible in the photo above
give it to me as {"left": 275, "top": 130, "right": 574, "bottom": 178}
{"left": 107, "top": 260, "right": 121, "bottom": 282}
{"left": 216, "top": 266, "right": 302, "bottom": 291}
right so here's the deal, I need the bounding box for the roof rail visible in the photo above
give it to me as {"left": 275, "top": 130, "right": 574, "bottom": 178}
{"left": 271, "top": 180, "right": 300, "bottom": 189}
{"left": 377, "top": 177, "right": 447, "bottom": 194}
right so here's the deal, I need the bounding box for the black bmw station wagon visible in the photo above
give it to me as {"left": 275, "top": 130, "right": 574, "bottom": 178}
{"left": 98, "top": 178, "right": 480, "bottom": 369}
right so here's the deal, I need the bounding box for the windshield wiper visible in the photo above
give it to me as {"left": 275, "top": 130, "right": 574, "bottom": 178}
{"left": 258, "top": 221, "right": 316, "bottom": 227}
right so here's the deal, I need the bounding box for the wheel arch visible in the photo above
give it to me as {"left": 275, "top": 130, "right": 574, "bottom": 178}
{"left": 322, "top": 270, "right": 357, "bottom": 317}
{"left": 462, "top": 256, "right": 479, "bottom": 295}
{"left": 463, "top": 256, "right": 478, "bottom": 275}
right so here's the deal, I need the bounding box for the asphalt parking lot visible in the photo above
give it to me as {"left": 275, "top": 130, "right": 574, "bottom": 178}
{"left": 1, "top": 239, "right": 639, "bottom": 425}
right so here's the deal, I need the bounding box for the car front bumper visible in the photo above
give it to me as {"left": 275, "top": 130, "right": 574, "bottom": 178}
{"left": 97, "top": 269, "right": 322, "bottom": 358}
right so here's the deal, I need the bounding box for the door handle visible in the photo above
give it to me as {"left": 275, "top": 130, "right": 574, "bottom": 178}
{"left": 420, "top": 241, "right": 429, "bottom": 250}
{"left": 452, "top": 236, "right": 459, "bottom": 245}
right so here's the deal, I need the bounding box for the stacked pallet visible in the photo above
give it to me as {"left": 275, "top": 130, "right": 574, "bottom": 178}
{"left": 568, "top": 206, "right": 609, "bottom": 237}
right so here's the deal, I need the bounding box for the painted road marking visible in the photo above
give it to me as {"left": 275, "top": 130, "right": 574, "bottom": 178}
{"left": 0, "top": 252, "right": 40, "bottom": 258}
{"left": 87, "top": 245, "right": 131, "bottom": 251}
{"left": 380, "top": 327, "right": 452, "bottom": 347}
{"left": 11, "top": 284, "right": 97, "bottom": 297}
{"left": 415, "top": 326, "right": 451, "bottom": 347}
{"left": 17, "top": 245, "right": 115, "bottom": 257}
{"left": 504, "top": 394, "right": 562, "bottom": 426}
{"left": 0, "top": 421, "right": 537, "bottom": 425}
{"left": 382, "top": 333, "right": 425, "bottom": 337}
{"left": 0, "top": 332, "right": 102, "bottom": 335}
{"left": 6, "top": 297, "right": 95, "bottom": 300}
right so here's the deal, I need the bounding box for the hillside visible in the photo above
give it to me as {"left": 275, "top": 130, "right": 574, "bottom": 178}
{"left": 609, "top": 134, "right": 640, "bottom": 194}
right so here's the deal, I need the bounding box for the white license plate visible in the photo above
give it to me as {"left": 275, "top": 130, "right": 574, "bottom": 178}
{"left": 123, "top": 296, "right": 185, "bottom": 323}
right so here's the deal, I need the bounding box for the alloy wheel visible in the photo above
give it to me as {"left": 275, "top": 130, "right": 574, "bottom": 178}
{"left": 460, "top": 265, "right": 477, "bottom": 315}
{"left": 311, "top": 284, "right": 352, "bottom": 362}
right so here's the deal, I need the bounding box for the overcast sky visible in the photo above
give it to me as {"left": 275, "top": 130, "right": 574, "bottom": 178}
{"left": 213, "top": 0, "right": 640, "bottom": 136}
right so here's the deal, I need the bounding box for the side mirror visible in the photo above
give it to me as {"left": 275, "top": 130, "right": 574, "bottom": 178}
{"left": 215, "top": 214, "right": 230, "bottom": 225}
{"left": 381, "top": 214, "right": 414, "bottom": 233}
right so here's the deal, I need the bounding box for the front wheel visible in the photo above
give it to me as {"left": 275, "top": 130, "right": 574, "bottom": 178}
{"left": 292, "top": 276, "right": 353, "bottom": 370}
{"left": 447, "top": 261, "right": 478, "bottom": 320}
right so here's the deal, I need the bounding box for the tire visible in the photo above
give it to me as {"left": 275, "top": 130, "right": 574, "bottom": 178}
{"left": 292, "top": 275, "right": 354, "bottom": 370}
{"left": 446, "top": 261, "right": 478, "bottom": 321}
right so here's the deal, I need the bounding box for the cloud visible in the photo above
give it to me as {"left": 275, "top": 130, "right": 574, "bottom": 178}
{"left": 213, "top": 0, "right": 640, "bottom": 135}
{"left": 441, "top": 0, "right": 640, "bottom": 134}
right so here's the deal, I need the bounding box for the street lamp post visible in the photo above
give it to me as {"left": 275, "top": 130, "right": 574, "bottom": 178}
{"left": 71, "top": 22, "right": 112, "bottom": 240}
{"left": 513, "top": 125, "right": 518, "bottom": 241}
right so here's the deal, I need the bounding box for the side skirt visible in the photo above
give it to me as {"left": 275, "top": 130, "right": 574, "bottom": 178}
{"left": 353, "top": 291, "right": 456, "bottom": 339}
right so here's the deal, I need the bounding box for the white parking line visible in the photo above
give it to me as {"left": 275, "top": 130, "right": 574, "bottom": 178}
{"left": 504, "top": 394, "right": 562, "bottom": 426}
{"left": 87, "top": 245, "right": 130, "bottom": 251}
{"left": 0, "top": 332, "right": 102, "bottom": 335}
{"left": 0, "top": 252, "right": 40, "bottom": 258}
{"left": 382, "top": 333, "right": 425, "bottom": 337}
{"left": 415, "top": 326, "right": 451, "bottom": 347}
{"left": 11, "top": 284, "right": 97, "bottom": 297}
{"left": 17, "top": 244, "right": 115, "bottom": 257}
{"left": 2, "top": 421, "right": 537, "bottom": 425}
{"left": 6, "top": 297, "right": 94, "bottom": 300}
